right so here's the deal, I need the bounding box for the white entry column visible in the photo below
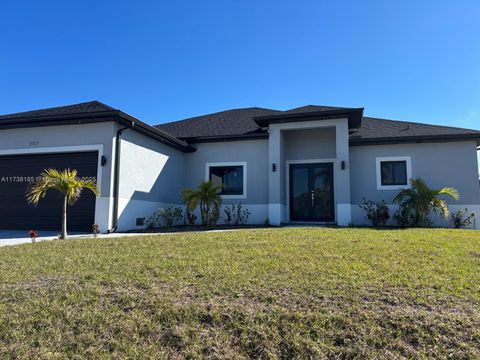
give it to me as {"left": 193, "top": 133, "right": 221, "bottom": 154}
{"left": 268, "top": 127, "right": 284, "bottom": 225}
{"left": 335, "top": 120, "right": 352, "bottom": 226}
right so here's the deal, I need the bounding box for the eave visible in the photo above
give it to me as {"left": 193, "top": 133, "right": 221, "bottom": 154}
{"left": 254, "top": 108, "right": 364, "bottom": 129}
{"left": 0, "top": 110, "right": 196, "bottom": 153}
{"left": 349, "top": 133, "right": 480, "bottom": 146}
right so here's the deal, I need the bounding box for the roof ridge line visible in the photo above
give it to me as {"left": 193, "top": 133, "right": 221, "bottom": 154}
{"left": 154, "top": 106, "right": 281, "bottom": 127}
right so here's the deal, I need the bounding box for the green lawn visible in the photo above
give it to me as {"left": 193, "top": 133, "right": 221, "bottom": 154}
{"left": 0, "top": 228, "right": 479, "bottom": 359}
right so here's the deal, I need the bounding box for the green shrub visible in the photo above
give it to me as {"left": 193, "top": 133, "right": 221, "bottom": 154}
{"left": 158, "top": 207, "right": 183, "bottom": 228}
{"left": 393, "top": 206, "right": 416, "bottom": 228}
{"left": 234, "top": 203, "right": 250, "bottom": 225}
{"left": 146, "top": 207, "right": 183, "bottom": 229}
{"left": 184, "top": 208, "right": 197, "bottom": 225}
{"left": 224, "top": 203, "right": 251, "bottom": 225}
{"left": 359, "top": 198, "right": 390, "bottom": 227}
{"left": 145, "top": 212, "right": 161, "bottom": 229}
{"left": 224, "top": 205, "right": 234, "bottom": 225}
{"left": 394, "top": 178, "right": 459, "bottom": 228}
{"left": 451, "top": 208, "right": 476, "bottom": 229}
{"left": 182, "top": 181, "right": 222, "bottom": 226}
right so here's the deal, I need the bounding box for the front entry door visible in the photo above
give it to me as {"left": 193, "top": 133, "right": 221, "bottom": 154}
{"left": 289, "top": 163, "right": 334, "bottom": 222}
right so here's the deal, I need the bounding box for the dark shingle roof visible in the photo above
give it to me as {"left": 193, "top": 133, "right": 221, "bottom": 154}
{"left": 3, "top": 101, "right": 479, "bottom": 146}
{"left": 156, "top": 106, "right": 480, "bottom": 144}
{"left": 0, "top": 101, "right": 195, "bottom": 152}
{"left": 0, "top": 101, "right": 115, "bottom": 120}
{"left": 350, "top": 117, "right": 480, "bottom": 144}
{"left": 282, "top": 105, "right": 349, "bottom": 114}
{"left": 155, "top": 107, "right": 281, "bottom": 140}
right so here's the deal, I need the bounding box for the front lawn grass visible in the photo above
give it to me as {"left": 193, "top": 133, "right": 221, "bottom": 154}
{"left": 0, "top": 227, "right": 479, "bottom": 359}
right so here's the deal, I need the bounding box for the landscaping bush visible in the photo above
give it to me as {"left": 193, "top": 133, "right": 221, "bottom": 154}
{"left": 224, "top": 203, "right": 251, "bottom": 225}
{"left": 159, "top": 207, "right": 183, "bottom": 228}
{"left": 146, "top": 207, "right": 183, "bottom": 229}
{"left": 145, "top": 211, "right": 161, "bottom": 229}
{"left": 393, "top": 206, "right": 416, "bottom": 228}
{"left": 358, "top": 198, "right": 390, "bottom": 227}
{"left": 184, "top": 208, "right": 197, "bottom": 225}
{"left": 182, "top": 181, "right": 222, "bottom": 226}
{"left": 394, "top": 177, "right": 459, "bottom": 228}
{"left": 451, "top": 208, "right": 476, "bottom": 229}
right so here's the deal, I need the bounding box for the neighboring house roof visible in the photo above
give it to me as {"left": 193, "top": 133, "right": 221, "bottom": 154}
{"left": 156, "top": 106, "right": 480, "bottom": 145}
{"left": 0, "top": 101, "right": 195, "bottom": 152}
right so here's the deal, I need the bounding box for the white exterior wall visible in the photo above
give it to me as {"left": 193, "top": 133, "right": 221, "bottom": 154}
{"left": 116, "top": 128, "right": 187, "bottom": 231}
{"left": 0, "top": 119, "right": 478, "bottom": 232}
{"left": 0, "top": 122, "right": 117, "bottom": 232}
{"left": 268, "top": 118, "right": 351, "bottom": 226}
{"left": 350, "top": 141, "right": 480, "bottom": 229}
{"left": 185, "top": 139, "right": 269, "bottom": 225}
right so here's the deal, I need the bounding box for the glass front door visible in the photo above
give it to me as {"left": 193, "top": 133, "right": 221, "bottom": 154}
{"left": 289, "top": 163, "right": 334, "bottom": 222}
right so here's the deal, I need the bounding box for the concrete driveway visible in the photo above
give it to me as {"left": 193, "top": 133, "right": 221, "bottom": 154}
{"left": 0, "top": 229, "right": 164, "bottom": 247}
{"left": 0, "top": 230, "right": 156, "bottom": 247}
{"left": 0, "top": 230, "right": 88, "bottom": 247}
{"left": 0, "top": 228, "right": 250, "bottom": 247}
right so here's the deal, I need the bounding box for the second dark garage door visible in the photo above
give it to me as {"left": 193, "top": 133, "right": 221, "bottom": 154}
{"left": 0, "top": 151, "right": 98, "bottom": 232}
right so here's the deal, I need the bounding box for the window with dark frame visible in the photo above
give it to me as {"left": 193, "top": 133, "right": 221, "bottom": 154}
{"left": 380, "top": 161, "right": 407, "bottom": 186}
{"left": 209, "top": 165, "right": 244, "bottom": 195}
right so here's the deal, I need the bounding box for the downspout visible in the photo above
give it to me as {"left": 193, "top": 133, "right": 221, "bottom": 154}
{"left": 108, "top": 123, "right": 133, "bottom": 233}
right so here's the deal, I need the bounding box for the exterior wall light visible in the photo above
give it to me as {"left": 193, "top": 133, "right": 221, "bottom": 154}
{"left": 272, "top": 163, "right": 277, "bottom": 172}
{"left": 341, "top": 160, "right": 346, "bottom": 170}
{"left": 101, "top": 155, "right": 107, "bottom": 166}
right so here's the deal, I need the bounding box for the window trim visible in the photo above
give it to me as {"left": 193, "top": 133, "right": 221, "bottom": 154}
{"left": 376, "top": 156, "right": 412, "bottom": 190}
{"left": 205, "top": 162, "right": 247, "bottom": 199}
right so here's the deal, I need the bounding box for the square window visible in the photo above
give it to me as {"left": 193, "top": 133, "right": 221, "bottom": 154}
{"left": 380, "top": 161, "right": 407, "bottom": 186}
{"left": 208, "top": 165, "right": 244, "bottom": 196}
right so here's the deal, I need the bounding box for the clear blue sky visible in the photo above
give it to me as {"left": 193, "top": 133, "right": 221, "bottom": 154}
{"left": 1, "top": 0, "right": 479, "bottom": 129}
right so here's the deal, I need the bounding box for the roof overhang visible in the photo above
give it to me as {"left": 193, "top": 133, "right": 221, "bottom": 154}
{"left": 350, "top": 133, "right": 480, "bottom": 146}
{"left": 180, "top": 132, "right": 268, "bottom": 144}
{"left": 0, "top": 110, "right": 196, "bottom": 153}
{"left": 254, "top": 108, "right": 364, "bottom": 129}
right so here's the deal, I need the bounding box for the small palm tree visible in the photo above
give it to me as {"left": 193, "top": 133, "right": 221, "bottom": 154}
{"left": 394, "top": 177, "right": 459, "bottom": 227}
{"left": 26, "top": 168, "right": 99, "bottom": 239}
{"left": 182, "top": 181, "right": 222, "bottom": 226}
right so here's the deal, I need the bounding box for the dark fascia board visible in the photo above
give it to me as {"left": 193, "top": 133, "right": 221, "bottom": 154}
{"left": 181, "top": 132, "right": 268, "bottom": 144}
{"left": 0, "top": 110, "right": 196, "bottom": 153}
{"left": 115, "top": 111, "right": 196, "bottom": 152}
{"left": 254, "top": 108, "right": 364, "bottom": 128}
{"left": 350, "top": 133, "right": 480, "bottom": 146}
{"left": 183, "top": 131, "right": 480, "bottom": 146}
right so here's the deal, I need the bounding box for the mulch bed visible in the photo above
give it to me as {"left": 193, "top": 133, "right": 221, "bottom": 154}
{"left": 127, "top": 224, "right": 272, "bottom": 233}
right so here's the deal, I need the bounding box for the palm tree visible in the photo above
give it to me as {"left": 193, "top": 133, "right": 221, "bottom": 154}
{"left": 26, "top": 168, "right": 99, "bottom": 239}
{"left": 393, "top": 177, "right": 459, "bottom": 227}
{"left": 182, "top": 181, "right": 222, "bottom": 226}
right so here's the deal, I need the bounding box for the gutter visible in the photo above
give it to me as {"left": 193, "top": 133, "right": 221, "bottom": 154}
{"left": 349, "top": 133, "right": 480, "bottom": 146}
{"left": 0, "top": 110, "right": 196, "bottom": 153}
{"left": 108, "top": 124, "right": 131, "bottom": 233}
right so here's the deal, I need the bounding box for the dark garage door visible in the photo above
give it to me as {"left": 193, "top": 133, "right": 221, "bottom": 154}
{"left": 0, "top": 151, "right": 98, "bottom": 232}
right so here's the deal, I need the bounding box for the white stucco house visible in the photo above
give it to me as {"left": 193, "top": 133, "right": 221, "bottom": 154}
{"left": 0, "top": 101, "right": 479, "bottom": 232}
